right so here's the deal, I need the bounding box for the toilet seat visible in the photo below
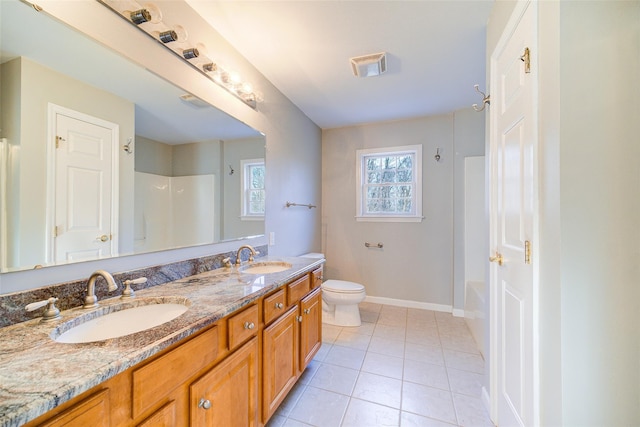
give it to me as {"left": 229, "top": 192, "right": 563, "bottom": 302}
{"left": 322, "top": 280, "right": 365, "bottom": 294}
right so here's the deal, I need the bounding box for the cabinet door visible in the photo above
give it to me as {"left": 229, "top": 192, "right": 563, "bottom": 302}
{"left": 262, "top": 306, "right": 299, "bottom": 422}
{"left": 190, "top": 338, "right": 258, "bottom": 427}
{"left": 41, "top": 389, "right": 110, "bottom": 427}
{"left": 299, "top": 288, "right": 322, "bottom": 370}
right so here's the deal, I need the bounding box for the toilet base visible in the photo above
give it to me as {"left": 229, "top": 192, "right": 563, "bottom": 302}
{"left": 322, "top": 299, "right": 362, "bottom": 327}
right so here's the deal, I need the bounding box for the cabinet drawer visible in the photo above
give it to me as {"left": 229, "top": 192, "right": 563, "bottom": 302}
{"left": 264, "top": 289, "right": 287, "bottom": 325}
{"left": 287, "top": 275, "right": 310, "bottom": 306}
{"left": 228, "top": 304, "right": 259, "bottom": 350}
{"left": 311, "top": 268, "right": 323, "bottom": 289}
{"left": 132, "top": 326, "right": 219, "bottom": 418}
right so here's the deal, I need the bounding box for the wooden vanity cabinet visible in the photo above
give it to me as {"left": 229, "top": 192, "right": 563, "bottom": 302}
{"left": 22, "top": 267, "right": 322, "bottom": 427}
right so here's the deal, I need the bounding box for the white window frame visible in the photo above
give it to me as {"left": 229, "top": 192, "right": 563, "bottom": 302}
{"left": 355, "top": 145, "right": 423, "bottom": 223}
{"left": 240, "top": 158, "right": 265, "bottom": 221}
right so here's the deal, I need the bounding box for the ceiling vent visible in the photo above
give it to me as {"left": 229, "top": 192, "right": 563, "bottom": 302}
{"left": 350, "top": 52, "right": 387, "bottom": 78}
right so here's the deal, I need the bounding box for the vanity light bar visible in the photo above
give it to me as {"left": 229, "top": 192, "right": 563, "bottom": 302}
{"left": 98, "top": 0, "right": 260, "bottom": 109}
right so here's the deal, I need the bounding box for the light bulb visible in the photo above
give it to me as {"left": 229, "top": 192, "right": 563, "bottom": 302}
{"left": 128, "top": 2, "right": 162, "bottom": 24}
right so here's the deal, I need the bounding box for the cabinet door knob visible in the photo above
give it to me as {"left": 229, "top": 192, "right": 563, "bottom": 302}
{"left": 198, "top": 398, "right": 211, "bottom": 410}
{"left": 243, "top": 321, "right": 255, "bottom": 330}
{"left": 275, "top": 302, "right": 284, "bottom": 309}
{"left": 297, "top": 315, "right": 303, "bottom": 323}
{"left": 303, "top": 308, "right": 311, "bottom": 314}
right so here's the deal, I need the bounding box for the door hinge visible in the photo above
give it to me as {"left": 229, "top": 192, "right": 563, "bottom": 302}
{"left": 524, "top": 240, "right": 532, "bottom": 264}
{"left": 55, "top": 136, "right": 65, "bottom": 149}
{"left": 520, "top": 47, "right": 531, "bottom": 74}
{"left": 53, "top": 226, "right": 59, "bottom": 238}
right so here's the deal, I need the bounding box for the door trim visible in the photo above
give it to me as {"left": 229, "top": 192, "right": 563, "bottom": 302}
{"left": 46, "top": 103, "right": 120, "bottom": 264}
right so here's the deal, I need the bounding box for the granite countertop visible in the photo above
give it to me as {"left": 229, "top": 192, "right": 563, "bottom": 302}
{"left": 0, "top": 256, "right": 323, "bottom": 427}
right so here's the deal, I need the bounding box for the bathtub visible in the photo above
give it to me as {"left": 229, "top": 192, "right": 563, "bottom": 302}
{"left": 464, "top": 280, "right": 485, "bottom": 358}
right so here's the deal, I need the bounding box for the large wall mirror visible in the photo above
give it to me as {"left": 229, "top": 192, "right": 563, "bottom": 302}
{"left": 0, "top": 0, "right": 265, "bottom": 273}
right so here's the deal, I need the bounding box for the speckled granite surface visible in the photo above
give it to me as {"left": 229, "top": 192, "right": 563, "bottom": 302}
{"left": 0, "top": 255, "right": 323, "bottom": 427}
{"left": 0, "top": 245, "right": 267, "bottom": 328}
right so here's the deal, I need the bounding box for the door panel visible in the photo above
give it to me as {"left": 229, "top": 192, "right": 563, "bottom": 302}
{"left": 490, "top": 2, "right": 537, "bottom": 426}
{"left": 54, "top": 111, "right": 116, "bottom": 262}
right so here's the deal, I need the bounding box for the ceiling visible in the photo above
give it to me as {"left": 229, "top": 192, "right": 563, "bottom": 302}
{"left": 186, "top": 0, "right": 494, "bottom": 129}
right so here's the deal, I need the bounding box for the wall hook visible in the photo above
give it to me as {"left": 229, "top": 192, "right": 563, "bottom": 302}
{"left": 434, "top": 148, "right": 441, "bottom": 162}
{"left": 123, "top": 137, "right": 133, "bottom": 154}
{"left": 472, "top": 84, "right": 490, "bottom": 112}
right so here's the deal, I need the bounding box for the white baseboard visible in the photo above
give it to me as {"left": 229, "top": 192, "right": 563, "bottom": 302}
{"left": 481, "top": 386, "right": 492, "bottom": 421}
{"left": 452, "top": 308, "right": 465, "bottom": 318}
{"left": 364, "top": 296, "right": 452, "bottom": 313}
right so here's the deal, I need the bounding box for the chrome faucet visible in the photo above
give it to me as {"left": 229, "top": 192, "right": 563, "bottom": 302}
{"left": 83, "top": 270, "right": 118, "bottom": 308}
{"left": 235, "top": 245, "right": 258, "bottom": 265}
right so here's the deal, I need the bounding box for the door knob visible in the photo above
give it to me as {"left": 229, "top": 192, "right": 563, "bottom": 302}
{"left": 98, "top": 234, "right": 109, "bottom": 242}
{"left": 489, "top": 252, "right": 504, "bottom": 266}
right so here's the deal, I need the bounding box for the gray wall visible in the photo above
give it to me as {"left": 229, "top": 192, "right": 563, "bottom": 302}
{"left": 321, "top": 110, "right": 483, "bottom": 308}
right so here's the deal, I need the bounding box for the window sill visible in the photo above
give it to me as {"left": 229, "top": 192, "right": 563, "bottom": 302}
{"left": 355, "top": 216, "right": 424, "bottom": 223}
{"left": 240, "top": 216, "right": 264, "bottom": 221}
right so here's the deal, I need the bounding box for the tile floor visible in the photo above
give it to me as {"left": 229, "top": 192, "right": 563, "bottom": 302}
{"left": 266, "top": 302, "right": 494, "bottom": 427}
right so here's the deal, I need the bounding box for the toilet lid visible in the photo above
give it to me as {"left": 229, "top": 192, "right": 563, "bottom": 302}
{"left": 322, "top": 280, "right": 364, "bottom": 293}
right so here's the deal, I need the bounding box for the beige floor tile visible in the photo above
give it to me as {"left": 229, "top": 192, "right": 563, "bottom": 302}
{"left": 324, "top": 344, "right": 366, "bottom": 370}
{"left": 334, "top": 330, "right": 373, "bottom": 351}
{"left": 298, "top": 359, "right": 321, "bottom": 385}
{"left": 404, "top": 342, "right": 445, "bottom": 365}
{"left": 400, "top": 411, "right": 458, "bottom": 427}
{"left": 368, "top": 336, "right": 406, "bottom": 358}
{"left": 342, "top": 398, "right": 400, "bottom": 427}
{"left": 352, "top": 371, "right": 403, "bottom": 409}
{"left": 362, "top": 352, "right": 404, "bottom": 379}
{"left": 272, "top": 304, "right": 494, "bottom": 427}
{"left": 401, "top": 382, "right": 457, "bottom": 425}
{"left": 452, "top": 393, "right": 493, "bottom": 427}
{"left": 309, "top": 363, "right": 359, "bottom": 395}
{"left": 443, "top": 349, "right": 484, "bottom": 374}
{"left": 288, "top": 386, "right": 350, "bottom": 426}
{"left": 447, "top": 368, "right": 484, "bottom": 397}
{"left": 373, "top": 323, "right": 406, "bottom": 341}
{"left": 403, "top": 359, "right": 450, "bottom": 390}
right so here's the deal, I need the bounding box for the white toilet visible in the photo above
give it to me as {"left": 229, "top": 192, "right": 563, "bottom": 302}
{"left": 301, "top": 253, "right": 366, "bottom": 327}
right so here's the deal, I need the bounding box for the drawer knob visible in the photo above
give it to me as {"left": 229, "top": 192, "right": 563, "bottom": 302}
{"left": 243, "top": 321, "right": 255, "bottom": 330}
{"left": 275, "top": 302, "right": 284, "bottom": 309}
{"left": 198, "top": 398, "right": 211, "bottom": 410}
{"left": 303, "top": 308, "right": 311, "bottom": 314}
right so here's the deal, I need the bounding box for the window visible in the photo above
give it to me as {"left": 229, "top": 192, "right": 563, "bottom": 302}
{"left": 241, "top": 159, "right": 265, "bottom": 220}
{"left": 356, "top": 145, "right": 422, "bottom": 222}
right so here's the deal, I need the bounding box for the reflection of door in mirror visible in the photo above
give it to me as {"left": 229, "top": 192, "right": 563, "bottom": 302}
{"left": 51, "top": 105, "right": 119, "bottom": 264}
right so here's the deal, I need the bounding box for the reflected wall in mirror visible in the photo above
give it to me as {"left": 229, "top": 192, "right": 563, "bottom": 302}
{"left": 0, "top": 0, "right": 265, "bottom": 273}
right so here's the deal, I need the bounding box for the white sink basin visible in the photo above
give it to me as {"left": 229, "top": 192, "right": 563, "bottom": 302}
{"left": 53, "top": 299, "right": 189, "bottom": 344}
{"left": 239, "top": 261, "right": 293, "bottom": 275}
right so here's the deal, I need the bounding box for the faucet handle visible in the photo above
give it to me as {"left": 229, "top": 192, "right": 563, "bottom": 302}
{"left": 25, "top": 297, "right": 61, "bottom": 322}
{"left": 249, "top": 251, "right": 260, "bottom": 262}
{"left": 222, "top": 257, "right": 232, "bottom": 268}
{"left": 121, "top": 277, "right": 147, "bottom": 299}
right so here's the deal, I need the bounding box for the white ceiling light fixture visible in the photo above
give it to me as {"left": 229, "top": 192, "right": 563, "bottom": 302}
{"left": 350, "top": 52, "right": 387, "bottom": 77}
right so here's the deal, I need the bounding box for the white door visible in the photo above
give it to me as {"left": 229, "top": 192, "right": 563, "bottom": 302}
{"left": 489, "top": 1, "right": 537, "bottom": 426}
{"left": 52, "top": 107, "right": 118, "bottom": 263}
